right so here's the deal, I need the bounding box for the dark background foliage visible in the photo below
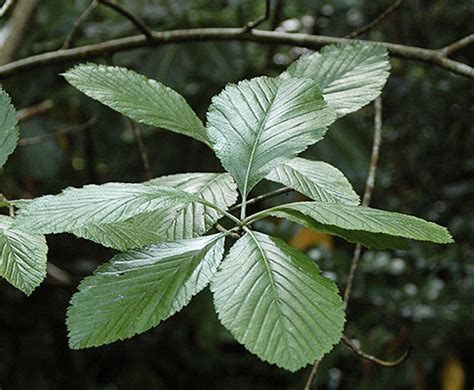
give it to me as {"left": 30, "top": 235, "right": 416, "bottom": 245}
{"left": 0, "top": 0, "right": 472, "bottom": 389}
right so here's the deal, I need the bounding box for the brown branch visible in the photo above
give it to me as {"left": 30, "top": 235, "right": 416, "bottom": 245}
{"left": 242, "top": 0, "right": 272, "bottom": 32}
{"left": 345, "top": 0, "right": 403, "bottom": 39}
{"left": 18, "top": 116, "right": 97, "bottom": 146}
{"left": 1, "top": 28, "right": 473, "bottom": 80}
{"left": 343, "top": 96, "right": 382, "bottom": 308}
{"left": 229, "top": 186, "right": 293, "bottom": 212}
{"left": 440, "top": 33, "right": 474, "bottom": 57}
{"left": 0, "top": 0, "right": 16, "bottom": 17}
{"left": 62, "top": 1, "right": 99, "bottom": 49}
{"left": 342, "top": 335, "right": 411, "bottom": 368}
{"left": 97, "top": 0, "right": 152, "bottom": 40}
{"left": 17, "top": 99, "right": 54, "bottom": 121}
{"left": 304, "top": 359, "right": 322, "bottom": 390}
{"left": 128, "top": 119, "right": 152, "bottom": 180}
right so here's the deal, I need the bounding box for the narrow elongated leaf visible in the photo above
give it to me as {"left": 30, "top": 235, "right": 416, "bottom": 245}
{"left": 73, "top": 173, "right": 238, "bottom": 250}
{"left": 0, "top": 88, "right": 19, "bottom": 168}
{"left": 13, "top": 183, "right": 196, "bottom": 234}
{"left": 67, "top": 234, "right": 225, "bottom": 349}
{"left": 283, "top": 43, "right": 390, "bottom": 117}
{"left": 266, "top": 158, "right": 360, "bottom": 205}
{"left": 212, "top": 231, "right": 345, "bottom": 371}
{"left": 206, "top": 76, "right": 336, "bottom": 200}
{"left": 258, "top": 202, "right": 453, "bottom": 249}
{"left": 0, "top": 216, "right": 48, "bottom": 295}
{"left": 63, "top": 64, "right": 209, "bottom": 145}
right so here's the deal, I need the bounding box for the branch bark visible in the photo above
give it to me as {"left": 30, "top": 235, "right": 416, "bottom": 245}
{"left": 97, "top": 0, "right": 152, "bottom": 40}
{"left": 440, "top": 33, "right": 474, "bottom": 56}
{"left": 0, "top": 0, "right": 16, "bottom": 18}
{"left": 341, "top": 335, "right": 411, "bottom": 368}
{"left": 1, "top": 28, "right": 473, "bottom": 79}
{"left": 0, "top": 0, "right": 40, "bottom": 65}
{"left": 343, "top": 96, "right": 383, "bottom": 308}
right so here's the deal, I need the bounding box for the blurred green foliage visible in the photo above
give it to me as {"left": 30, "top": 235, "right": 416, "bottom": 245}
{"left": 0, "top": 0, "right": 472, "bottom": 388}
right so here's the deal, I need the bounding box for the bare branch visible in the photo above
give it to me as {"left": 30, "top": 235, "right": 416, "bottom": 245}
{"left": 0, "top": 0, "right": 16, "bottom": 18}
{"left": 1, "top": 28, "right": 473, "bottom": 79}
{"left": 440, "top": 33, "right": 474, "bottom": 57}
{"left": 343, "top": 96, "right": 382, "bottom": 308}
{"left": 342, "top": 335, "right": 411, "bottom": 368}
{"left": 345, "top": 0, "right": 403, "bottom": 39}
{"left": 97, "top": 0, "right": 152, "bottom": 40}
{"left": 62, "top": 1, "right": 99, "bottom": 50}
{"left": 128, "top": 119, "right": 152, "bottom": 180}
{"left": 18, "top": 116, "right": 97, "bottom": 146}
{"left": 0, "top": 0, "right": 39, "bottom": 65}
{"left": 305, "top": 97, "right": 383, "bottom": 389}
{"left": 47, "top": 262, "right": 74, "bottom": 286}
{"left": 242, "top": 0, "right": 271, "bottom": 32}
{"left": 304, "top": 359, "right": 322, "bottom": 390}
{"left": 229, "top": 186, "right": 293, "bottom": 212}
{"left": 17, "top": 99, "right": 54, "bottom": 121}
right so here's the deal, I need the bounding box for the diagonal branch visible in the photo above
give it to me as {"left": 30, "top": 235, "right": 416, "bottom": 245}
{"left": 440, "top": 33, "right": 474, "bottom": 57}
{"left": 18, "top": 116, "right": 97, "bottom": 146}
{"left": 1, "top": 28, "right": 473, "bottom": 80}
{"left": 343, "top": 96, "right": 383, "bottom": 307}
{"left": 342, "top": 335, "right": 411, "bottom": 368}
{"left": 242, "top": 0, "right": 272, "bottom": 32}
{"left": 345, "top": 0, "right": 403, "bottom": 39}
{"left": 0, "top": 0, "right": 16, "bottom": 17}
{"left": 305, "top": 96, "right": 383, "bottom": 389}
{"left": 97, "top": 0, "right": 152, "bottom": 40}
{"left": 62, "top": 1, "right": 99, "bottom": 49}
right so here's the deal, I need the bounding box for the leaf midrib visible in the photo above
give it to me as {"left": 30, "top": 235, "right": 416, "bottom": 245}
{"left": 245, "top": 231, "right": 292, "bottom": 355}
{"left": 241, "top": 84, "right": 279, "bottom": 202}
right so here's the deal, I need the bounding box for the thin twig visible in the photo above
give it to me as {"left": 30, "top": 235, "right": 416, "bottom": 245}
{"left": 343, "top": 96, "right": 382, "bottom": 308}
{"left": 345, "top": 0, "right": 403, "bottom": 39}
{"left": 304, "top": 359, "right": 322, "bottom": 390}
{"left": 229, "top": 186, "right": 293, "bottom": 212}
{"left": 97, "top": 0, "right": 153, "bottom": 40}
{"left": 215, "top": 223, "right": 241, "bottom": 239}
{"left": 305, "top": 97, "right": 383, "bottom": 389}
{"left": 47, "top": 262, "right": 74, "bottom": 286}
{"left": 18, "top": 116, "right": 97, "bottom": 146}
{"left": 17, "top": 99, "right": 54, "bottom": 121}
{"left": 1, "top": 29, "right": 474, "bottom": 79}
{"left": 62, "top": 1, "right": 99, "bottom": 49}
{"left": 242, "top": 0, "right": 271, "bottom": 32}
{"left": 0, "top": 0, "right": 15, "bottom": 17}
{"left": 128, "top": 119, "right": 152, "bottom": 180}
{"left": 342, "top": 335, "right": 411, "bottom": 368}
{"left": 440, "top": 33, "right": 474, "bottom": 57}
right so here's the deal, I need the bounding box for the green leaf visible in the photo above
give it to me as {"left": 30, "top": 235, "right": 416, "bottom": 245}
{"left": 0, "top": 88, "right": 19, "bottom": 168}
{"left": 206, "top": 76, "right": 336, "bottom": 201}
{"left": 73, "top": 173, "right": 238, "bottom": 250}
{"left": 256, "top": 202, "right": 453, "bottom": 249}
{"left": 13, "top": 183, "right": 196, "bottom": 234}
{"left": 63, "top": 64, "right": 209, "bottom": 145}
{"left": 212, "top": 231, "right": 344, "bottom": 371}
{"left": 283, "top": 43, "right": 390, "bottom": 117}
{"left": 67, "top": 234, "right": 225, "bottom": 349}
{"left": 0, "top": 215, "right": 48, "bottom": 295}
{"left": 266, "top": 158, "right": 360, "bottom": 205}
